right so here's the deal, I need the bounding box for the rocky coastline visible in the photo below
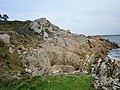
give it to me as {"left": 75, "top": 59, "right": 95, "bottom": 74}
{"left": 0, "top": 18, "right": 120, "bottom": 90}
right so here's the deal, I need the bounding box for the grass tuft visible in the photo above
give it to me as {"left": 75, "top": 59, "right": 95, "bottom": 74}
{"left": 0, "top": 74, "right": 94, "bottom": 90}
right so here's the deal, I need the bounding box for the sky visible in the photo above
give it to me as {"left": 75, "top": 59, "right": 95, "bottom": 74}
{"left": 0, "top": 0, "right": 120, "bottom": 35}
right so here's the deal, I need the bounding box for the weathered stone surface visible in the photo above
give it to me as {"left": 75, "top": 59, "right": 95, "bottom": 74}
{"left": 23, "top": 48, "right": 51, "bottom": 76}
{"left": 45, "top": 65, "right": 63, "bottom": 75}
{"left": 9, "top": 47, "right": 13, "bottom": 54}
{"left": 91, "top": 57, "right": 120, "bottom": 90}
{"left": 48, "top": 51, "right": 82, "bottom": 69}
{"left": 44, "top": 65, "right": 75, "bottom": 75}
{"left": 61, "top": 65, "right": 75, "bottom": 73}
{"left": 25, "top": 65, "right": 75, "bottom": 76}
{"left": 0, "top": 34, "right": 10, "bottom": 43}
{"left": 24, "top": 18, "right": 119, "bottom": 77}
{"left": 30, "top": 18, "right": 59, "bottom": 40}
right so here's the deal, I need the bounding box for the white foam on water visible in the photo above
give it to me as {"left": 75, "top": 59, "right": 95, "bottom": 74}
{"left": 108, "top": 48, "right": 120, "bottom": 60}
{"left": 102, "top": 35, "right": 120, "bottom": 60}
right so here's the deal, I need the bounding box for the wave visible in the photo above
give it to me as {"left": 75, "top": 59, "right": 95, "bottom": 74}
{"left": 108, "top": 48, "right": 120, "bottom": 60}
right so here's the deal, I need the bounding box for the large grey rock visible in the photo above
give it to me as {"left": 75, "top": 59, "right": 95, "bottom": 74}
{"left": 9, "top": 47, "right": 13, "bottom": 54}
{"left": 44, "top": 65, "right": 75, "bottom": 75}
{"left": 48, "top": 51, "right": 83, "bottom": 69}
{"left": 45, "top": 65, "right": 63, "bottom": 75}
{"left": 61, "top": 65, "right": 75, "bottom": 73}
{"left": 30, "top": 18, "right": 59, "bottom": 35}
{"left": 0, "top": 34, "right": 10, "bottom": 43}
{"left": 23, "top": 48, "right": 51, "bottom": 76}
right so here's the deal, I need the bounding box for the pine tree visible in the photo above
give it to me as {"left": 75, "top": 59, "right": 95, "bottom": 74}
{"left": 0, "top": 14, "right": 2, "bottom": 20}
{"left": 2, "top": 14, "right": 9, "bottom": 21}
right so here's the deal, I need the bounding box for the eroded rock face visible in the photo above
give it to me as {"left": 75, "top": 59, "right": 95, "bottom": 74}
{"left": 48, "top": 51, "right": 83, "bottom": 69}
{"left": 45, "top": 65, "right": 75, "bottom": 75}
{"left": 23, "top": 18, "right": 119, "bottom": 76}
{"left": 30, "top": 18, "right": 59, "bottom": 39}
{"left": 90, "top": 57, "right": 120, "bottom": 90}
{"left": 23, "top": 48, "right": 51, "bottom": 76}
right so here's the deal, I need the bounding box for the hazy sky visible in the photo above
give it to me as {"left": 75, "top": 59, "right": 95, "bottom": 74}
{"left": 0, "top": 0, "right": 120, "bottom": 35}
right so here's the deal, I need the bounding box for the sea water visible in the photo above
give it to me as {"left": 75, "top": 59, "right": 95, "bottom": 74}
{"left": 102, "top": 35, "right": 120, "bottom": 60}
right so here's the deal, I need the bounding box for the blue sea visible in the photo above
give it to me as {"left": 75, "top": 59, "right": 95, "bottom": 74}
{"left": 102, "top": 35, "right": 120, "bottom": 60}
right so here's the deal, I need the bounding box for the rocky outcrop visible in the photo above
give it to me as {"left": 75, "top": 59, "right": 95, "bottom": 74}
{"left": 22, "top": 48, "right": 51, "bottom": 76}
{"left": 0, "top": 18, "right": 119, "bottom": 89}
{"left": 30, "top": 18, "right": 59, "bottom": 40}
{"left": 91, "top": 57, "right": 120, "bottom": 90}
{"left": 23, "top": 18, "right": 119, "bottom": 74}
{"left": 27, "top": 18, "right": 120, "bottom": 89}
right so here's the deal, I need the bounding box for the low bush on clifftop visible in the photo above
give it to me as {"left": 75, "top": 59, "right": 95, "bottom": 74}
{"left": 0, "top": 20, "right": 30, "bottom": 31}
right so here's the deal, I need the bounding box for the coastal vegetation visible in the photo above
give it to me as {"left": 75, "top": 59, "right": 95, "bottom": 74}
{"left": 0, "top": 20, "right": 30, "bottom": 31}
{"left": 0, "top": 74, "right": 94, "bottom": 90}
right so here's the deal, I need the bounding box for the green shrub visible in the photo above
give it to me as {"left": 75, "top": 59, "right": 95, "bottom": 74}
{"left": 0, "top": 20, "right": 30, "bottom": 31}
